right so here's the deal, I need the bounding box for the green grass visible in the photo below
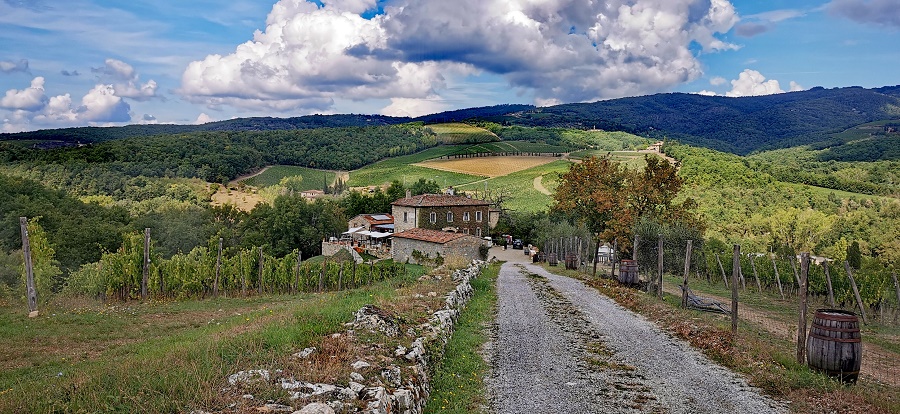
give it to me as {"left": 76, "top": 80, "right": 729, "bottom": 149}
{"left": 428, "top": 123, "right": 498, "bottom": 144}
{"left": 569, "top": 150, "right": 649, "bottom": 169}
{"left": 0, "top": 265, "right": 425, "bottom": 413}
{"left": 348, "top": 146, "right": 483, "bottom": 187}
{"left": 456, "top": 160, "right": 573, "bottom": 213}
{"left": 425, "top": 263, "right": 498, "bottom": 414}
{"left": 241, "top": 165, "right": 336, "bottom": 189}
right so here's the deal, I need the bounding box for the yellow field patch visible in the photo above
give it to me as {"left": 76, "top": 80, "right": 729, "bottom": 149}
{"left": 415, "top": 156, "right": 562, "bottom": 178}
{"left": 211, "top": 186, "right": 264, "bottom": 211}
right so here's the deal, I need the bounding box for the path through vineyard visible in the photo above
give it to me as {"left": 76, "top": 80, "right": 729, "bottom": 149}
{"left": 661, "top": 283, "right": 899, "bottom": 386}
{"left": 488, "top": 248, "right": 785, "bottom": 413}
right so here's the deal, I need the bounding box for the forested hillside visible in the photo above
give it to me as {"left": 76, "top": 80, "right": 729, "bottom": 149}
{"left": 4, "top": 86, "right": 899, "bottom": 160}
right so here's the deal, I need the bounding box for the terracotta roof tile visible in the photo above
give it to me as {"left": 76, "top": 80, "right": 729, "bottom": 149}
{"left": 391, "top": 194, "right": 491, "bottom": 207}
{"left": 391, "top": 228, "right": 470, "bottom": 244}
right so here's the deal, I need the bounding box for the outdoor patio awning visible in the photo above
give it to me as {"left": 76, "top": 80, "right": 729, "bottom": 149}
{"left": 342, "top": 227, "right": 364, "bottom": 235}
{"left": 369, "top": 232, "right": 392, "bottom": 239}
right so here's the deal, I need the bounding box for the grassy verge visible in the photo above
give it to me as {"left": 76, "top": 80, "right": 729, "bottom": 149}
{"left": 0, "top": 264, "right": 425, "bottom": 413}
{"left": 424, "top": 263, "right": 499, "bottom": 414}
{"left": 541, "top": 265, "right": 899, "bottom": 414}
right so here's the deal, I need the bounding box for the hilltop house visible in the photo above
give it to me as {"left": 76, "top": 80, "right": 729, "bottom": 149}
{"left": 391, "top": 193, "right": 500, "bottom": 237}
{"left": 347, "top": 213, "right": 394, "bottom": 234}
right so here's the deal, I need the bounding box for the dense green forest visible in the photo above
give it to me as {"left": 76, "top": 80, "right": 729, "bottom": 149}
{"left": 1, "top": 125, "right": 437, "bottom": 184}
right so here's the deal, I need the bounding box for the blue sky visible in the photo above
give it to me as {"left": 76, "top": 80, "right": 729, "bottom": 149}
{"left": 1, "top": 0, "right": 898, "bottom": 132}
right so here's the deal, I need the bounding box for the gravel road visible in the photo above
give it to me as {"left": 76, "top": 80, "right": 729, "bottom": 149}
{"left": 487, "top": 250, "right": 786, "bottom": 413}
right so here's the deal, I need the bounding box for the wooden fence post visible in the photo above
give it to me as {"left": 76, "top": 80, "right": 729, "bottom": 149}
{"left": 592, "top": 239, "right": 600, "bottom": 277}
{"left": 750, "top": 255, "right": 762, "bottom": 293}
{"left": 214, "top": 237, "right": 222, "bottom": 298}
{"left": 338, "top": 262, "right": 344, "bottom": 291}
{"left": 19, "top": 217, "right": 37, "bottom": 315}
{"left": 142, "top": 228, "right": 150, "bottom": 300}
{"left": 682, "top": 240, "right": 692, "bottom": 309}
{"left": 258, "top": 247, "right": 264, "bottom": 295}
{"left": 716, "top": 253, "right": 729, "bottom": 288}
{"left": 797, "top": 253, "right": 810, "bottom": 365}
{"left": 772, "top": 257, "right": 785, "bottom": 300}
{"left": 657, "top": 235, "right": 664, "bottom": 299}
{"left": 612, "top": 240, "right": 618, "bottom": 280}
{"left": 823, "top": 261, "right": 836, "bottom": 308}
{"left": 633, "top": 235, "right": 639, "bottom": 261}
{"left": 731, "top": 245, "right": 740, "bottom": 336}
{"left": 844, "top": 261, "right": 868, "bottom": 325}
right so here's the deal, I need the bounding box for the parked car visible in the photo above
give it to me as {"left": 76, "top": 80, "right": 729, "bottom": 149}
{"left": 512, "top": 239, "right": 524, "bottom": 249}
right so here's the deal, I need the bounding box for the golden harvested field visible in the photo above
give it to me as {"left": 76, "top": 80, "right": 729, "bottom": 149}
{"left": 415, "top": 155, "right": 561, "bottom": 177}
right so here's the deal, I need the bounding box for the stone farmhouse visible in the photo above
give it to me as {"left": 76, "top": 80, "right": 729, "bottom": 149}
{"left": 390, "top": 192, "right": 498, "bottom": 265}
{"left": 391, "top": 193, "right": 500, "bottom": 237}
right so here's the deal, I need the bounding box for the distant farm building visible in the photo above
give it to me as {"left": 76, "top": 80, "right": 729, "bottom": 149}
{"left": 391, "top": 228, "right": 485, "bottom": 265}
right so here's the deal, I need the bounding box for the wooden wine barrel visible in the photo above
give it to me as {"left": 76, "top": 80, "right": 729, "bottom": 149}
{"left": 618, "top": 260, "right": 639, "bottom": 285}
{"left": 806, "top": 309, "right": 861, "bottom": 383}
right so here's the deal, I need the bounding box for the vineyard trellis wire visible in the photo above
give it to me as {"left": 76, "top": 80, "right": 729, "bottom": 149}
{"left": 61, "top": 230, "right": 405, "bottom": 301}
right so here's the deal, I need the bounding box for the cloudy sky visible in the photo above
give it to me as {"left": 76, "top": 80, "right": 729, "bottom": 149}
{"left": 1, "top": 0, "right": 898, "bottom": 132}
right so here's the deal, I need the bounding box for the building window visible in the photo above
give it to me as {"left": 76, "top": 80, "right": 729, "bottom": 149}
{"left": 475, "top": 211, "right": 483, "bottom": 222}
{"left": 447, "top": 211, "right": 453, "bottom": 222}
{"left": 403, "top": 212, "right": 408, "bottom": 223}
{"left": 429, "top": 212, "right": 436, "bottom": 224}
{"left": 464, "top": 228, "right": 469, "bottom": 234}
{"left": 463, "top": 212, "right": 470, "bottom": 221}
{"left": 476, "top": 227, "right": 482, "bottom": 237}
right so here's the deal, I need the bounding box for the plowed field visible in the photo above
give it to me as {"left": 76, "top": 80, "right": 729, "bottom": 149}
{"left": 415, "top": 156, "right": 560, "bottom": 177}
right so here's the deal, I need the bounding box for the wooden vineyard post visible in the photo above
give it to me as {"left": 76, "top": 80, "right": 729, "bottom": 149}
{"left": 716, "top": 253, "right": 729, "bottom": 288}
{"left": 214, "top": 237, "right": 222, "bottom": 298}
{"left": 318, "top": 259, "right": 326, "bottom": 293}
{"left": 337, "top": 262, "right": 344, "bottom": 291}
{"left": 797, "top": 253, "right": 810, "bottom": 365}
{"left": 592, "top": 239, "right": 599, "bottom": 277}
{"left": 823, "top": 261, "right": 836, "bottom": 308}
{"left": 239, "top": 251, "right": 246, "bottom": 296}
{"left": 750, "top": 255, "right": 762, "bottom": 293}
{"left": 772, "top": 257, "right": 785, "bottom": 300}
{"left": 682, "top": 240, "right": 692, "bottom": 309}
{"left": 19, "top": 217, "right": 37, "bottom": 315}
{"left": 294, "top": 251, "right": 302, "bottom": 294}
{"left": 258, "top": 248, "right": 264, "bottom": 295}
{"left": 633, "top": 235, "right": 639, "bottom": 261}
{"left": 352, "top": 260, "right": 357, "bottom": 288}
{"left": 844, "top": 261, "right": 868, "bottom": 325}
{"left": 892, "top": 272, "right": 899, "bottom": 324}
{"left": 731, "top": 245, "right": 740, "bottom": 336}
{"left": 739, "top": 260, "right": 746, "bottom": 291}
{"left": 790, "top": 256, "right": 801, "bottom": 290}
{"left": 142, "top": 228, "right": 151, "bottom": 300}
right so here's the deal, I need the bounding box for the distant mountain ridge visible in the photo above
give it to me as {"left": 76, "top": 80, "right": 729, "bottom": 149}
{"left": 4, "top": 86, "right": 899, "bottom": 156}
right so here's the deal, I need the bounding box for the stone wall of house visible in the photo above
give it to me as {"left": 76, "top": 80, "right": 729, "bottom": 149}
{"left": 443, "top": 236, "right": 486, "bottom": 262}
{"left": 392, "top": 206, "right": 418, "bottom": 233}
{"left": 391, "top": 238, "right": 443, "bottom": 265}
{"left": 414, "top": 205, "right": 490, "bottom": 236}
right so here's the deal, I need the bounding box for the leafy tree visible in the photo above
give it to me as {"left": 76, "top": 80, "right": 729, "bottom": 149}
{"left": 23, "top": 218, "right": 62, "bottom": 296}
{"left": 847, "top": 240, "right": 862, "bottom": 269}
{"left": 410, "top": 178, "right": 440, "bottom": 195}
{"left": 279, "top": 175, "right": 305, "bottom": 196}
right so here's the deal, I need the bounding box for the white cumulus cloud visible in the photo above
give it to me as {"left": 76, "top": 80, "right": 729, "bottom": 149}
{"left": 93, "top": 58, "right": 159, "bottom": 101}
{"left": 0, "top": 77, "right": 132, "bottom": 132}
{"left": 181, "top": 0, "right": 741, "bottom": 113}
{"left": 1, "top": 77, "right": 48, "bottom": 111}
{"left": 726, "top": 69, "right": 785, "bottom": 97}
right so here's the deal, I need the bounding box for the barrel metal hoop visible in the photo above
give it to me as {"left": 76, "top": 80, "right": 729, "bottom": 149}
{"left": 809, "top": 333, "right": 861, "bottom": 343}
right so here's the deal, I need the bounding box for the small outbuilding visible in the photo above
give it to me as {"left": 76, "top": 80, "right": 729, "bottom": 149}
{"left": 392, "top": 228, "right": 486, "bottom": 265}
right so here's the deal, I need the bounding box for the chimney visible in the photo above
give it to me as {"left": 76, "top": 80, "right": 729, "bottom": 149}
{"left": 447, "top": 186, "right": 455, "bottom": 196}
{"left": 405, "top": 190, "right": 411, "bottom": 199}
